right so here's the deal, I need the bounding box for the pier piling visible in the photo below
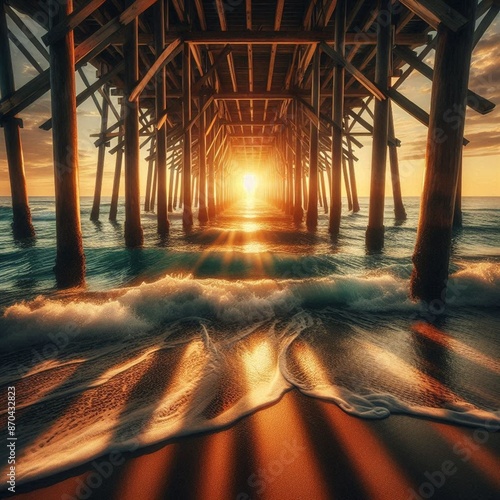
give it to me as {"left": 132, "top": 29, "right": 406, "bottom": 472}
{"left": 123, "top": 2, "right": 144, "bottom": 247}
{"left": 411, "top": 0, "right": 476, "bottom": 303}
{"left": 0, "top": 0, "right": 34, "bottom": 239}
{"left": 366, "top": 0, "right": 392, "bottom": 251}
{"left": 49, "top": 0, "right": 85, "bottom": 287}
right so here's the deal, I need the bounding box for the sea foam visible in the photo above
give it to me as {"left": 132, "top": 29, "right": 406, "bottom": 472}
{"left": 0, "top": 263, "right": 499, "bottom": 486}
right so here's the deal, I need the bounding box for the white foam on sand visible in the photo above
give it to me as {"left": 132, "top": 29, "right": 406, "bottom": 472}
{"left": 1, "top": 263, "right": 499, "bottom": 486}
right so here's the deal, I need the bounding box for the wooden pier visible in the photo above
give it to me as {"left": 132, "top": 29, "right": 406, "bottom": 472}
{"left": 0, "top": 0, "right": 497, "bottom": 302}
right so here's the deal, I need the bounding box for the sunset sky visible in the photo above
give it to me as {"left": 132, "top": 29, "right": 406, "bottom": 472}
{"left": 0, "top": 10, "right": 498, "bottom": 199}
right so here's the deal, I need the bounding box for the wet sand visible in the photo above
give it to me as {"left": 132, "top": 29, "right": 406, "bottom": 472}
{"left": 9, "top": 390, "right": 500, "bottom": 500}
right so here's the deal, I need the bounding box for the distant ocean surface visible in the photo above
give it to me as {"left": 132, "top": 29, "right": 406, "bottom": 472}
{"left": 1, "top": 196, "right": 499, "bottom": 486}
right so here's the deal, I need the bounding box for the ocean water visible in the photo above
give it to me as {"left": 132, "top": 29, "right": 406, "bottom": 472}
{"left": 0, "top": 196, "right": 499, "bottom": 486}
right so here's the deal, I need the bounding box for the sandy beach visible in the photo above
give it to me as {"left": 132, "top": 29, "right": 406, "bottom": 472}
{"left": 8, "top": 390, "right": 500, "bottom": 500}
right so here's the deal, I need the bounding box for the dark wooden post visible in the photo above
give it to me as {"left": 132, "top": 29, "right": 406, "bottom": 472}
{"left": 344, "top": 118, "right": 360, "bottom": 212}
{"left": 109, "top": 104, "right": 124, "bottom": 222}
{"left": 109, "top": 110, "right": 125, "bottom": 222}
{"left": 287, "top": 126, "right": 294, "bottom": 215}
{"left": 173, "top": 168, "right": 180, "bottom": 209}
{"left": 366, "top": 0, "right": 391, "bottom": 251}
{"left": 329, "top": 0, "right": 346, "bottom": 236}
{"left": 303, "top": 171, "right": 308, "bottom": 211}
{"left": 0, "top": 0, "right": 35, "bottom": 239}
{"left": 90, "top": 82, "right": 109, "bottom": 221}
{"left": 109, "top": 145, "right": 123, "bottom": 221}
{"left": 155, "top": 0, "right": 169, "bottom": 236}
{"left": 168, "top": 162, "right": 175, "bottom": 212}
{"left": 453, "top": 157, "right": 463, "bottom": 228}
{"left": 192, "top": 174, "right": 198, "bottom": 209}
{"left": 221, "top": 160, "right": 227, "bottom": 211}
{"left": 306, "top": 47, "right": 320, "bottom": 230}
{"left": 124, "top": 3, "right": 143, "bottom": 247}
{"left": 150, "top": 161, "right": 157, "bottom": 211}
{"left": 388, "top": 102, "right": 407, "bottom": 220}
{"left": 49, "top": 0, "right": 85, "bottom": 287}
{"left": 411, "top": 0, "right": 476, "bottom": 303}
{"left": 198, "top": 94, "right": 209, "bottom": 223}
{"left": 294, "top": 101, "right": 303, "bottom": 223}
{"left": 207, "top": 112, "right": 216, "bottom": 219}
{"left": 320, "top": 169, "right": 329, "bottom": 214}
{"left": 144, "top": 142, "right": 154, "bottom": 212}
{"left": 342, "top": 155, "right": 353, "bottom": 211}
{"left": 182, "top": 43, "right": 193, "bottom": 228}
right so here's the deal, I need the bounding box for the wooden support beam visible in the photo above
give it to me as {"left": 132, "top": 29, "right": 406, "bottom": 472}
{"left": 306, "top": 47, "right": 320, "bottom": 230}
{"left": 0, "top": 0, "right": 35, "bottom": 238}
{"left": 207, "top": 106, "right": 216, "bottom": 218}
{"left": 123, "top": 3, "right": 143, "bottom": 247}
{"left": 222, "top": 120, "right": 284, "bottom": 127}
{"left": 341, "top": 154, "right": 352, "bottom": 211}
{"left": 320, "top": 42, "right": 385, "bottom": 101}
{"left": 90, "top": 83, "right": 109, "bottom": 221}
{"left": 198, "top": 93, "right": 209, "bottom": 223}
{"left": 42, "top": 0, "right": 108, "bottom": 45}
{"left": 366, "top": 0, "right": 392, "bottom": 251}
{"left": 5, "top": 5, "right": 50, "bottom": 61}
{"left": 7, "top": 30, "right": 44, "bottom": 73}
{"left": 193, "top": 45, "right": 232, "bottom": 92}
{"left": 0, "top": 0, "right": 154, "bottom": 118}
{"left": 266, "top": 0, "right": 286, "bottom": 122}
{"left": 109, "top": 105, "right": 124, "bottom": 222}
{"left": 329, "top": 0, "right": 345, "bottom": 237}
{"left": 215, "top": 89, "right": 369, "bottom": 100}
{"left": 473, "top": 3, "right": 500, "bottom": 47}
{"left": 182, "top": 43, "right": 193, "bottom": 228}
{"left": 399, "top": 0, "right": 468, "bottom": 32}
{"left": 348, "top": 106, "right": 401, "bottom": 146}
{"left": 344, "top": 117, "right": 359, "bottom": 213}
{"left": 388, "top": 87, "right": 470, "bottom": 145}
{"left": 394, "top": 46, "right": 495, "bottom": 115}
{"left": 49, "top": 0, "right": 85, "bottom": 286}
{"left": 144, "top": 141, "right": 155, "bottom": 212}
{"left": 129, "top": 38, "right": 182, "bottom": 102}
{"left": 294, "top": 100, "right": 304, "bottom": 223}
{"left": 185, "top": 31, "right": 429, "bottom": 45}
{"left": 411, "top": 0, "right": 477, "bottom": 302}
{"left": 388, "top": 102, "right": 407, "bottom": 220}
{"left": 155, "top": 0, "right": 169, "bottom": 236}
{"left": 297, "top": 96, "right": 363, "bottom": 150}
{"left": 78, "top": 67, "right": 102, "bottom": 116}
{"left": 40, "top": 62, "right": 124, "bottom": 130}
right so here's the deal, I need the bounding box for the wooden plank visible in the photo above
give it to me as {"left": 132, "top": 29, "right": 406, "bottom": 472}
{"left": 329, "top": 0, "right": 345, "bottom": 236}
{"left": 0, "top": 0, "right": 154, "bottom": 118}
{"left": 0, "top": 0, "right": 35, "bottom": 238}
{"left": 185, "top": 31, "right": 429, "bottom": 45}
{"left": 366, "top": 0, "right": 392, "bottom": 251}
{"left": 193, "top": 45, "right": 232, "bottom": 92}
{"left": 320, "top": 42, "right": 386, "bottom": 100}
{"left": 5, "top": 5, "right": 50, "bottom": 61}
{"left": 388, "top": 87, "right": 469, "bottom": 145}
{"left": 40, "top": 62, "right": 124, "bottom": 130}
{"left": 7, "top": 30, "right": 44, "bottom": 73}
{"left": 129, "top": 38, "right": 181, "bottom": 102}
{"left": 347, "top": 108, "right": 400, "bottom": 147}
{"left": 42, "top": 0, "right": 107, "bottom": 45}
{"left": 399, "top": 0, "right": 468, "bottom": 32}
{"left": 78, "top": 67, "right": 103, "bottom": 116}
{"left": 411, "top": 0, "right": 477, "bottom": 302}
{"left": 49, "top": 0, "right": 85, "bottom": 285}
{"left": 394, "top": 45, "right": 495, "bottom": 114}
{"left": 473, "top": 4, "right": 500, "bottom": 47}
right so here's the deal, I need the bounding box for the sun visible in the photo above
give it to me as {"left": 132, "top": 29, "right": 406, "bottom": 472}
{"left": 243, "top": 173, "right": 257, "bottom": 195}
